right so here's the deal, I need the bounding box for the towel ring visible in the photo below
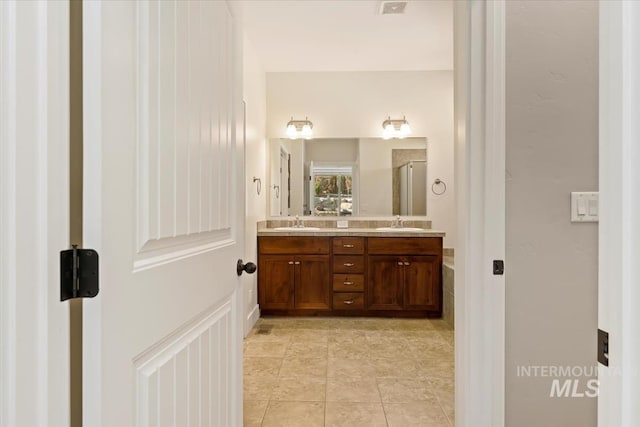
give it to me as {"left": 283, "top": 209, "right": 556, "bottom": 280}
{"left": 252, "top": 177, "right": 261, "bottom": 195}
{"left": 432, "top": 178, "right": 447, "bottom": 195}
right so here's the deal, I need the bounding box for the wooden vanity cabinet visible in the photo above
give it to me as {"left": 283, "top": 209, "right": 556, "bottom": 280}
{"left": 258, "top": 237, "right": 331, "bottom": 311}
{"left": 367, "top": 255, "right": 404, "bottom": 310}
{"left": 258, "top": 254, "right": 295, "bottom": 309}
{"left": 367, "top": 237, "right": 442, "bottom": 314}
{"left": 402, "top": 256, "right": 440, "bottom": 310}
{"left": 258, "top": 235, "right": 442, "bottom": 317}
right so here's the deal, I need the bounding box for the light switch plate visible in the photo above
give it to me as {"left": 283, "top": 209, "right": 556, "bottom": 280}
{"left": 571, "top": 192, "right": 599, "bottom": 222}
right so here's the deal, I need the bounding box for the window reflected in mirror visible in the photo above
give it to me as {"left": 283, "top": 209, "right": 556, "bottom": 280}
{"left": 308, "top": 164, "right": 356, "bottom": 216}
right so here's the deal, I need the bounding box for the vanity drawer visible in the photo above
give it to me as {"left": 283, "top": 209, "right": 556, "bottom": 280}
{"left": 332, "top": 292, "right": 364, "bottom": 310}
{"left": 367, "top": 237, "right": 442, "bottom": 255}
{"left": 258, "top": 237, "right": 330, "bottom": 254}
{"left": 333, "top": 255, "right": 364, "bottom": 273}
{"left": 333, "top": 237, "right": 364, "bottom": 255}
{"left": 333, "top": 274, "right": 364, "bottom": 292}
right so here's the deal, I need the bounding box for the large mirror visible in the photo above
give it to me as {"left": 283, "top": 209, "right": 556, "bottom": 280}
{"left": 269, "top": 137, "right": 427, "bottom": 217}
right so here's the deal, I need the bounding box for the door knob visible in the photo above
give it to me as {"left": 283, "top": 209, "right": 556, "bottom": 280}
{"left": 237, "top": 259, "right": 257, "bottom": 276}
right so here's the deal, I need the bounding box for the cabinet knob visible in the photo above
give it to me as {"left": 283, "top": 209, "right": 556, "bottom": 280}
{"left": 288, "top": 261, "right": 294, "bottom": 265}
{"left": 343, "top": 262, "right": 355, "bottom": 267}
{"left": 294, "top": 261, "right": 301, "bottom": 265}
{"left": 404, "top": 262, "right": 410, "bottom": 266}
{"left": 343, "top": 244, "right": 355, "bottom": 248}
{"left": 343, "top": 299, "right": 354, "bottom": 305}
{"left": 397, "top": 261, "right": 404, "bottom": 266}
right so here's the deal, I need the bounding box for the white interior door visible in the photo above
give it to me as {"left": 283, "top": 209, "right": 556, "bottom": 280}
{"left": 0, "top": 1, "right": 70, "bottom": 425}
{"left": 82, "top": 1, "right": 245, "bottom": 426}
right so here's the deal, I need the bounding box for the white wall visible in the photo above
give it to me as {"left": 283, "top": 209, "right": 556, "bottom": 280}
{"left": 243, "top": 35, "right": 267, "bottom": 335}
{"left": 266, "top": 71, "right": 455, "bottom": 247}
{"left": 505, "top": 1, "right": 598, "bottom": 425}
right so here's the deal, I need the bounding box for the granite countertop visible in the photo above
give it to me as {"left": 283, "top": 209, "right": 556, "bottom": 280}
{"left": 257, "top": 227, "right": 446, "bottom": 238}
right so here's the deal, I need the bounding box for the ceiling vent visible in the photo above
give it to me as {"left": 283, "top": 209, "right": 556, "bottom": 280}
{"left": 379, "top": 1, "right": 408, "bottom": 15}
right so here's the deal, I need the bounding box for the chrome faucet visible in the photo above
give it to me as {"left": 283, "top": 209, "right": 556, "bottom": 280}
{"left": 392, "top": 215, "right": 403, "bottom": 228}
{"left": 294, "top": 215, "right": 303, "bottom": 228}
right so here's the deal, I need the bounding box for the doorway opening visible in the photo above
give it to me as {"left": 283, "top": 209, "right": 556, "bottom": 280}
{"left": 245, "top": 1, "right": 455, "bottom": 420}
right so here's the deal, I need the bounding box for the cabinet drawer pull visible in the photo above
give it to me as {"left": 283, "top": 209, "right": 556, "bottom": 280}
{"left": 404, "top": 262, "right": 410, "bottom": 266}
{"left": 288, "top": 261, "right": 294, "bottom": 265}
{"left": 343, "top": 299, "right": 354, "bottom": 305}
{"left": 343, "top": 281, "right": 354, "bottom": 285}
{"left": 294, "top": 261, "right": 301, "bottom": 265}
{"left": 343, "top": 244, "right": 355, "bottom": 248}
{"left": 397, "top": 261, "right": 404, "bottom": 266}
{"left": 343, "top": 262, "right": 355, "bottom": 267}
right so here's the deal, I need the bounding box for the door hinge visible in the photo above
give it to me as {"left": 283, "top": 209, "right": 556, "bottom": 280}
{"left": 60, "top": 245, "right": 99, "bottom": 301}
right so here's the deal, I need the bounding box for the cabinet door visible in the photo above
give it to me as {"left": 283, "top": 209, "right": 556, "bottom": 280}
{"left": 367, "top": 256, "right": 403, "bottom": 310}
{"left": 403, "top": 255, "right": 441, "bottom": 310}
{"left": 295, "top": 255, "right": 331, "bottom": 310}
{"left": 258, "top": 255, "right": 295, "bottom": 309}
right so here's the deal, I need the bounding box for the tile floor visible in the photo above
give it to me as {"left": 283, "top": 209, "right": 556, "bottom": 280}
{"left": 243, "top": 317, "right": 454, "bottom": 427}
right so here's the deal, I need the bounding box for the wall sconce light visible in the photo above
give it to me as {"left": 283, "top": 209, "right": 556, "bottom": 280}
{"left": 286, "top": 117, "right": 313, "bottom": 140}
{"left": 382, "top": 116, "right": 411, "bottom": 139}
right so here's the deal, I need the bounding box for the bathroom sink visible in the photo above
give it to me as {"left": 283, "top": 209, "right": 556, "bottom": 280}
{"left": 375, "top": 227, "right": 424, "bottom": 232}
{"left": 273, "top": 227, "right": 321, "bottom": 231}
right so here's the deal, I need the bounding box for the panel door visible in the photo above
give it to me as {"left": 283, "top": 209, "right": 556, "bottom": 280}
{"left": 295, "top": 255, "right": 331, "bottom": 310}
{"left": 403, "top": 255, "right": 441, "bottom": 310}
{"left": 82, "top": 2, "right": 245, "bottom": 426}
{"left": 367, "top": 256, "right": 403, "bottom": 310}
{"left": 258, "top": 255, "right": 295, "bottom": 310}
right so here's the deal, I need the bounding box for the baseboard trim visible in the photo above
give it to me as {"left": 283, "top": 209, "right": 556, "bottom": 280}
{"left": 245, "top": 304, "right": 260, "bottom": 336}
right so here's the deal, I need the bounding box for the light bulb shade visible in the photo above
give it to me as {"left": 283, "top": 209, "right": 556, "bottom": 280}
{"left": 301, "top": 124, "right": 312, "bottom": 138}
{"left": 382, "top": 123, "right": 394, "bottom": 140}
{"left": 381, "top": 116, "right": 412, "bottom": 139}
{"left": 286, "top": 124, "right": 297, "bottom": 139}
{"left": 285, "top": 117, "right": 313, "bottom": 140}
